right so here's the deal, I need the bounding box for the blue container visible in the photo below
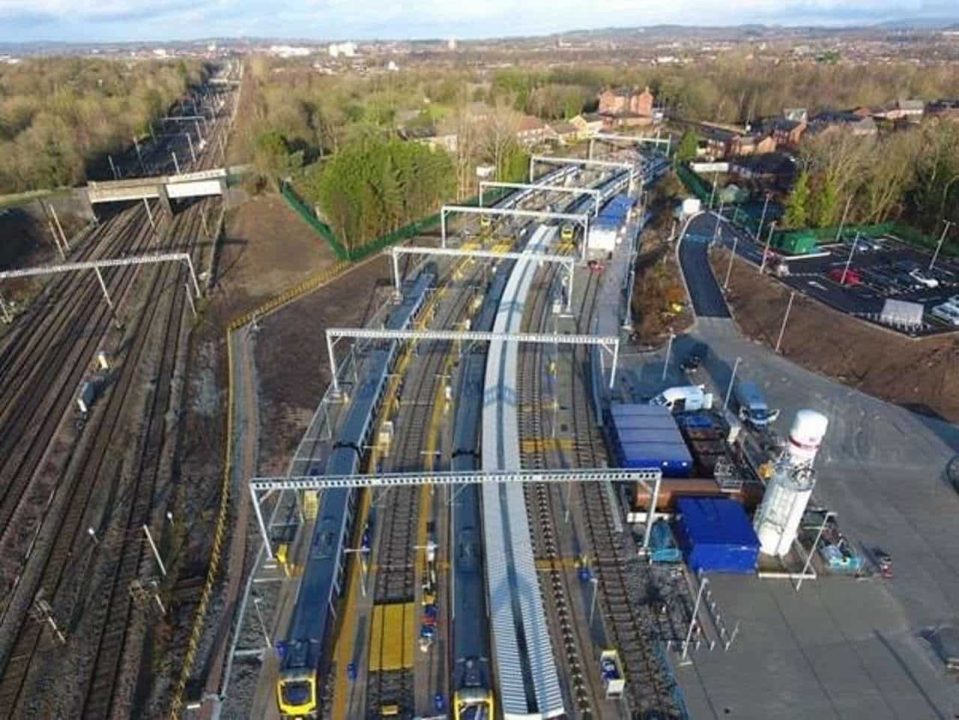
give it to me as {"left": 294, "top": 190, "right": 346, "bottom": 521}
{"left": 674, "top": 497, "right": 759, "bottom": 574}
{"left": 649, "top": 520, "right": 682, "bottom": 563}
{"left": 619, "top": 440, "right": 693, "bottom": 477}
{"left": 610, "top": 405, "right": 693, "bottom": 477}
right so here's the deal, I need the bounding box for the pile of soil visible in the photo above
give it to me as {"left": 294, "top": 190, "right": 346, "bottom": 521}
{"left": 713, "top": 249, "right": 959, "bottom": 423}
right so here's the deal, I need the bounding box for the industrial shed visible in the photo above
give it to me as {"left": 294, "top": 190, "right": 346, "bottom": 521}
{"left": 673, "top": 497, "right": 760, "bottom": 574}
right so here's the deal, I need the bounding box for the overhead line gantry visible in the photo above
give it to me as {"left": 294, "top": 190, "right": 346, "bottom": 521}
{"left": 325, "top": 327, "right": 620, "bottom": 395}
{"left": 588, "top": 132, "right": 673, "bottom": 158}
{"left": 249, "top": 468, "right": 662, "bottom": 560}
{"left": 0, "top": 252, "right": 202, "bottom": 321}
{"left": 478, "top": 180, "right": 603, "bottom": 215}
{"left": 439, "top": 205, "right": 591, "bottom": 261}
{"left": 529, "top": 154, "right": 636, "bottom": 190}
{"left": 388, "top": 245, "right": 577, "bottom": 312}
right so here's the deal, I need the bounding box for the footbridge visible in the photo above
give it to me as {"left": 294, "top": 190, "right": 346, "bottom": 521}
{"left": 85, "top": 165, "right": 249, "bottom": 206}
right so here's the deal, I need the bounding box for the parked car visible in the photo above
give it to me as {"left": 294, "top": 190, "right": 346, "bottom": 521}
{"left": 679, "top": 342, "right": 708, "bottom": 372}
{"left": 827, "top": 267, "right": 862, "bottom": 286}
{"left": 909, "top": 268, "right": 939, "bottom": 288}
{"left": 929, "top": 302, "right": 959, "bottom": 326}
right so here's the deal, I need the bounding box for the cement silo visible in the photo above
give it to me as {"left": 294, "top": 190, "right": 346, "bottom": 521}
{"left": 753, "top": 410, "right": 828, "bottom": 557}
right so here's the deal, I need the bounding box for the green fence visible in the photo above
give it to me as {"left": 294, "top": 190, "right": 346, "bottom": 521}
{"left": 676, "top": 164, "right": 711, "bottom": 204}
{"left": 280, "top": 183, "right": 513, "bottom": 263}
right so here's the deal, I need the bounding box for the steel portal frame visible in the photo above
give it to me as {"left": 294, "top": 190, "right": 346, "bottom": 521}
{"left": 325, "top": 326, "right": 620, "bottom": 394}
{"left": 529, "top": 155, "right": 635, "bottom": 190}
{"left": 250, "top": 468, "right": 662, "bottom": 559}
{"left": 478, "top": 181, "right": 602, "bottom": 215}
{"left": 0, "top": 252, "right": 202, "bottom": 318}
{"left": 388, "top": 245, "right": 577, "bottom": 311}
{"left": 439, "top": 205, "right": 591, "bottom": 261}
{"left": 588, "top": 132, "right": 672, "bottom": 156}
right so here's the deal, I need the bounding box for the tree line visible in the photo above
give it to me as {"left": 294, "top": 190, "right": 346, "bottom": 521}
{"left": 0, "top": 57, "right": 207, "bottom": 193}
{"left": 783, "top": 121, "right": 959, "bottom": 234}
{"left": 299, "top": 136, "right": 455, "bottom": 251}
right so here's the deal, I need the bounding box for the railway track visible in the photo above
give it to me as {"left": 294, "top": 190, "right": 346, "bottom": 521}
{"left": 518, "top": 258, "right": 599, "bottom": 719}
{"left": 365, "top": 271, "right": 474, "bottom": 719}
{"left": 568, "top": 269, "right": 684, "bottom": 719}
{"left": 0, "top": 197, "right": 207, "bottom": 719}
{"left": 0, "top": 85, "right": 233, "bottom": 719}
{"left": 0, "top": 208, "right": 169, "bottom": 620}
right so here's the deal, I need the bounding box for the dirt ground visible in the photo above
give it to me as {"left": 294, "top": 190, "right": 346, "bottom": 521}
{"left": 712, "top": 248, "right": 959, "bottom": 423}
{"left": 252, "top": 254, "right": 394, "bottom": 476}
{"left": 630, "top": 174, "right": 693, "bottom": 345}
{"left": 179, "top": 193, "right": 338, "bottom": 471}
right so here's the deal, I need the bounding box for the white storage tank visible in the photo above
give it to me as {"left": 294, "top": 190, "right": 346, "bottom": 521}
{"left": 754, "top": 410, "right": 828, "bottom": 557}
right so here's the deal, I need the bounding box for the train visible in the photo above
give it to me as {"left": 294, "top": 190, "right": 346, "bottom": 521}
{"left": 448, "top": 259, "right": 512, "bottom": 720}
{"left": 276, "top": 264, "right": 438, "bottom": 719}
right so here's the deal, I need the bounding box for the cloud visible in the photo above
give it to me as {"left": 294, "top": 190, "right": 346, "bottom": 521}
{"left": 0, "top": 0, "right": 952, "bottom": 42}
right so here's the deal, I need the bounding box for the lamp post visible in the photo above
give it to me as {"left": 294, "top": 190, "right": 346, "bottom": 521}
{"left": 929, "top": 219, "right": 954, "bottom": 272}
{"left": 775, "top": 291, "right": 796, "bottom": 354}
{"left": 723, "top": 357, "right": 742, "bottom": 411}
{"left": 755, "top": 192, "right": 771, "bottom": 243}
{"left": 759, "top": 221, "right": 777, "bottom": 275}
{"left": 680, "top": 574, "right": 709, "bottom": 664}
{"left": 723, "top": 232, "right": 740, "bottom": 291}
{"left": 840, "top": 232, "right": 860, "bottom": 285}
{"left": 662, "top": 329, "right": 675, "bottom": 382}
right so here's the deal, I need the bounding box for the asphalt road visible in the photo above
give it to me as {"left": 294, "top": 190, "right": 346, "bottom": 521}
{"left": 677, "top": 213, "right": 731, "bottom": 319}
{"left": 655, "top": 218, "right": 959, "bottom": 719}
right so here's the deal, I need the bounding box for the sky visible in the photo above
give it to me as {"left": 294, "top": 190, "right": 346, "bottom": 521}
{"left": 0, "top": 0, "right": 956, "bottom": 44}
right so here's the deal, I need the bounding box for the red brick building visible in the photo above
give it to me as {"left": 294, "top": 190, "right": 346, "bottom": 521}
{"left": 598, "top": 86, "right": 656, "bottom": 119}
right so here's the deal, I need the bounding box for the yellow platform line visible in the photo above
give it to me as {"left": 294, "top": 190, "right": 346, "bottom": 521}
{"left": 520, "top": 438, "right": 574, "bottom": 453}
{"left": 331, "top": 490, "right": 371, "bottom": 720}
{"left": 535, "top": 558, "right": 584, "bottom": 571}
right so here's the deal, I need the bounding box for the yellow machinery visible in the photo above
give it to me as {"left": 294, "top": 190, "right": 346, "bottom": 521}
{"left": 560, "top": 224, "right": 574, "bottom": 242}
{"left": 454, "top": 689, "right": 494, "bottom": 720}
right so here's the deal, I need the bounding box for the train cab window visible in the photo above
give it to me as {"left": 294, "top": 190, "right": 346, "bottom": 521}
{"left": 280, "top": 680, "right": 313, "bottom": 707}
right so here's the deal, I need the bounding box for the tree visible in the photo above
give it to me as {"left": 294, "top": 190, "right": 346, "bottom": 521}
{"left": 310, "top": 135, "right": 454, "bottom": 251}
{"left": 252, "top": 130, "right": 303, "bottom": 190}
{"left": 675, "top": 130, "right": 699, "bottom": 165}
{"left": 812, "top": 175, "right": 839, "bottom": 228}
{"left": 784, "top": 171, "right": 811, "bottom": 229}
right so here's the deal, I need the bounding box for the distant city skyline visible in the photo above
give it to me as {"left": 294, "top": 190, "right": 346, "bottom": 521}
{"left": 0, "top": 0, "right": 956, "bottom": 44}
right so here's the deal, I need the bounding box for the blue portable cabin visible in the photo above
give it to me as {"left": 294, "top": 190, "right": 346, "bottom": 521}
{"left": 609, "top": 404, "right": 694, "bottom": 478}
{"left": 673, "top": 497, "right": 759, "bottom": 574}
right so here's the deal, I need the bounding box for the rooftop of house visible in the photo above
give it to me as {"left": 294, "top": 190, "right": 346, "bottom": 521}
{"left": 517, "top": 114, "right": 546, "bottom": 131}
{"left": 732, "top": 151, "right": 797, "bottom": 176}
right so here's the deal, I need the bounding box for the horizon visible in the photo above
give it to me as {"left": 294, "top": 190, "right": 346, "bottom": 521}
{"left": 0, "top": 0, "right": 956, "bottom": 45}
